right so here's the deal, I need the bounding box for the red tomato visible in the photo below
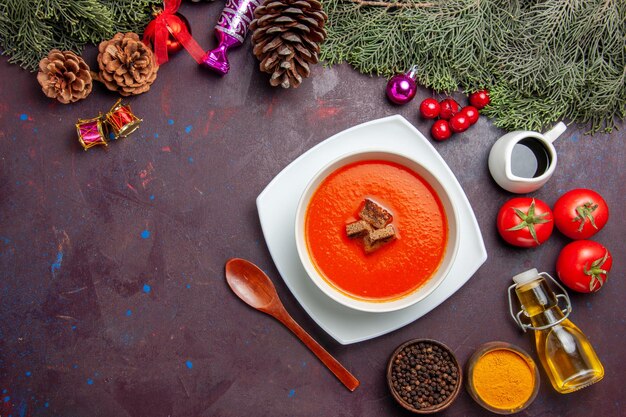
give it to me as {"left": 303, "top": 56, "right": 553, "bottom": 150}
{"left": 461, "top": 106, "right": 479, "bottom": 124}
{"left": 496, "top": 198, "right": 554, "bottom": 247}
{"left": 556, "top": 240, "right": 612, "bottom": 293}
{"left": 553, "top": 189, "right": 609, "bottom": 239}
{"left": 419, "top": 98, "right": 440, "bottom": 119}
{"left": 469, "top": 90, "right": 490, "bottom": 109}
{"left": 439, "top": 98, "right": 460, "bottom": 120}
{"left": 449, "top": 113, "right": 470, "bottom": 133}
{"left": 431, "top": 119, "right": 451, "bottom": 141}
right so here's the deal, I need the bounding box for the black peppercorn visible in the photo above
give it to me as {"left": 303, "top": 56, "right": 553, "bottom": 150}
{"left": 388, "top": 340, "right": 461, "bottom": 413}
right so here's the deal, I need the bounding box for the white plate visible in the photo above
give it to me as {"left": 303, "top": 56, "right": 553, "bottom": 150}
{"left": 257, "top": 115, "right": 487, "bottom": 345}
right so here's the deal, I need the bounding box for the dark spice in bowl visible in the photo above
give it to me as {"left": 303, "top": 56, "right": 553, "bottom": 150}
{"left": 387, "top": 339, "right": 462, "bottom": 414}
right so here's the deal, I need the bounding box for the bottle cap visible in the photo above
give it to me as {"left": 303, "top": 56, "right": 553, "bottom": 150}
{"left": 512, "top": 268, "right": 539, "bottom": 286}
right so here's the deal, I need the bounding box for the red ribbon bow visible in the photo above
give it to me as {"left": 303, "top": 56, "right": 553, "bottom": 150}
{"left": 143, "top": 0, "right": 205, "bottom": 65}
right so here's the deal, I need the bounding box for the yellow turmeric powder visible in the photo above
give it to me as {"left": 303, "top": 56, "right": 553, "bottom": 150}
{"left": 472, "top": 349, "right": 535, "bottom": 410}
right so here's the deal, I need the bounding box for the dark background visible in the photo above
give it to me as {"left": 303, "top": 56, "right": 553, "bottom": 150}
{"left": 1, "top": 2, "right": 624, "bottom": 416}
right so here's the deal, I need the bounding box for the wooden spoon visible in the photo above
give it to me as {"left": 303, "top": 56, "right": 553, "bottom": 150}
{"left": 225, "top": 258, "right": 360, "bottom": 392}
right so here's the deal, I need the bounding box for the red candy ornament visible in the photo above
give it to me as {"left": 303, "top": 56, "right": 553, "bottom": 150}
{"left": 419, "top": 98, "right": 440, "bottom": 119}
{"left": 431, "top": 120, "right": 451, "bottom": 141}
{"left": 449, "top": 113, "right": 470, "bottom": 133}
{"left": 469, "top": 90, "right": 490, "bottom": 109}
{"left": 439, "top": 98, "right": 460, "bottom": 120}
{"left": 461, "top": 106, "right": 479, "bottom": 125}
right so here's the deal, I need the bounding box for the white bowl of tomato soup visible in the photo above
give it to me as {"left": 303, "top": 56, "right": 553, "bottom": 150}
{"left": 295, "top": 150, "right": 460, "bottom": 313}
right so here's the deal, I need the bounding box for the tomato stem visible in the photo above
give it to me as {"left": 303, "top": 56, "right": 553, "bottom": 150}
{"left": 505, "top": 199, "right": 551, "bottom": 245}
{"left": 583, "top": 250, "right": 609, "bottom": 292}
{"left": 573, "top": 201, "right": 598, "bottom": 232}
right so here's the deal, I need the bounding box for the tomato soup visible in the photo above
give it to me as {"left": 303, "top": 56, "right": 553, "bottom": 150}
{"left": 305, "top": 160, "right": 448, "bottom": 301}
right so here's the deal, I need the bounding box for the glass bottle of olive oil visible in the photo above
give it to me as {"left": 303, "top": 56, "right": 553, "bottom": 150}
{"left": 508, "top": 269, "right": 604, "bottom": 393}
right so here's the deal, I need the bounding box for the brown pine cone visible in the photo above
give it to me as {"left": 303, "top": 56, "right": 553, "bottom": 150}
{"left": 36, "top": 50, "right": 92, "bottom": 104}
{"left": 250, "top": 0, "right": 327, "bottom": 88}
{"left": 97, "top": 32, "right": 158, "bottom": 96}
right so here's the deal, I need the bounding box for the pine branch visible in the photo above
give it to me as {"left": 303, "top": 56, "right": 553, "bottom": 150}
{"left": 346, "top": 0, "right": 435, "bottom": 8}
{"left": 322, "top": 0, "right": 626, "bottom": 133}
{"left": 101, "top": 0, "right": 159, "bottom": 33}
{"left": 0, "top": 0, "right": 160, "bottom": 71}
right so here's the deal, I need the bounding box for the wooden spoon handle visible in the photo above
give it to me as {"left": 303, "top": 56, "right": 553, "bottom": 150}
{"left": 275, "top": 309, "right": 360, "bottom": 391}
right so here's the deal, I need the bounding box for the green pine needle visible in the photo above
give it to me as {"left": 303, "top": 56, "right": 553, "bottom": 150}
{"left": 0, "top": 0, "right": 160, "bottom": 71}
{"left": 321, "top": 0, "right": 626, "bottom": 133}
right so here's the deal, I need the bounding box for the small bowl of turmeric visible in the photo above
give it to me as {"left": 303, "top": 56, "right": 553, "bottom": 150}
{"left": 466, "top": 342, "right": 540, "bottom": 415}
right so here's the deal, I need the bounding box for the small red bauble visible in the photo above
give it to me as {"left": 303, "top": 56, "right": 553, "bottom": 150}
{"left": 461, "top": 106, "right": 479, "bottom": 124}
{"left": 431, "top": 120, "right": 452, "bottom": 141}
{"left": 419, "top": 98, "right": 440, "bottom": 119}
{"left": 469, "top": 90, "right": 490, "bottom": 109}
{"left": 165, "top": 13, "right": 191, "bottom": 54}
{"left": 449, "top": 113, "right": 470, "bottom": 133}
{"left": 439, "top": 98, "right": 460, "bottom": 120}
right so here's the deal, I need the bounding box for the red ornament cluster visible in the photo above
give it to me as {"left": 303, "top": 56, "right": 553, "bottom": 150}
{"left": 420, "top": 90, "right": 490, "bottom": 141}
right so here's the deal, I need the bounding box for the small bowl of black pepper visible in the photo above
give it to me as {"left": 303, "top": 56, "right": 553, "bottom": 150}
{"left": 387, "top": 339, "right": 462, "bottom": 414}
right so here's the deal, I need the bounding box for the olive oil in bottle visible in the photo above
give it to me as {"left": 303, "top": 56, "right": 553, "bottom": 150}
{"left": 509, "top": 269, "right": 604, "bottom": 393}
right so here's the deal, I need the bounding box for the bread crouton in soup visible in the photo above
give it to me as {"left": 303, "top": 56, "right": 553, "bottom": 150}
{"left": 346, "top": 220, "right": 373, "bottom": 238}
{"left": 359, "top": 198, "right": 392, "bottom": 229}
{"left": 364, "top": 224, "right": 396, "bottom": 253}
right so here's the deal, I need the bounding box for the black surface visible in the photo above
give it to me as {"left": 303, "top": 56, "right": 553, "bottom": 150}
{"left": 0, "top": 3, "right": 624, "bottom": 416}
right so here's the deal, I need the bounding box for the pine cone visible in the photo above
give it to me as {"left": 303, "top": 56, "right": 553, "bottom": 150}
{"left": 250, "top": 0, "right": 327, "bottom": 88}
{"left": 97, "top": 32, "right": 158, "bottom": 96}
{"left": 37, "top": 50, "right": 92, "bottom": 104}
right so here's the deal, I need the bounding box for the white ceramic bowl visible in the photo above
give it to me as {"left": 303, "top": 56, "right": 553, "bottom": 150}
{"left": 295, "top": 150, "right": 460, "bottom": 313}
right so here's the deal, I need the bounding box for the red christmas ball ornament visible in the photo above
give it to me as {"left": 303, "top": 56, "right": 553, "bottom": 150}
{"left": 431, "top": 119, "right": 452, "bottom": 141}
{"left": 449, "top": 113, "right": 470, "bottom": 133}
{"left": 469, "top": 90, "right": 490, "bottom": 109}
{"left": 461, "top": 106, "right": 479, "bottom": 125}
{"left": 439, "top": 98, "right": 460, "bottom": 120}
{"left": 143, "top": 6, "right": 206, "bottom": 66}
{"left": 164, "top": 13, "right": 191, "bottom": 54}
{"left": 419, "top": 98, "right": 440, "bottom": 119}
